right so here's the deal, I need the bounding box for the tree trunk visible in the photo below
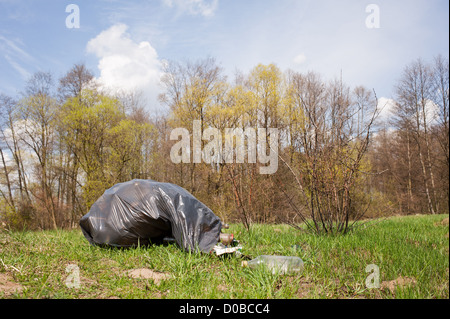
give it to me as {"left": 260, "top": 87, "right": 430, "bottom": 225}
{"left": 0, "top": 148, "right": 14, "bottom": 208}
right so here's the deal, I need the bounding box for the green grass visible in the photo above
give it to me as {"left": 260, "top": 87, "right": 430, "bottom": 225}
{"left": 0, "top": 214, "right": 448, "bottom": 299}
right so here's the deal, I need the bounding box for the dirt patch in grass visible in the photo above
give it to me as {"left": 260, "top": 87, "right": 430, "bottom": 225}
{"left": 0, "top": 273, "right": 23, "bottom": 296}
{"left": 216, "top": 284, "right": 228, "bottom": 292}
{"left": 381, "top": 276, "right": 417, "bottom": 294}
{"left": 435, "top": 217, "right": 449, "bottom": 226}
{"left": 293, "top": 277, "right": 316, "bottom": 298}
{"left": 0, "top": 232, "right": 11, "bottom": 245}
{"left": 126, "top": 268, "right": 171, "bottom": 285}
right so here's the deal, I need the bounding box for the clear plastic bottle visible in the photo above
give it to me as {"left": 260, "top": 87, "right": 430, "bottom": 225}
{"left": 242, "top": 255, "right": 304, "bottom": 275}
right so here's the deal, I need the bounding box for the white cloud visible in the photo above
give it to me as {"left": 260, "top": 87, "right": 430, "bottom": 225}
{"left": 376, "top": 97, "right": 440, "bottom": 127}
{"left": 293, "top": 53, "right": 306, "bottom": 65}
{"left": 162, "top": 0, "right": 219, "bottom": 17}
{"left": 1, "top": 119, "right": 39, "bottom": 180}
{"left": 377, "top": 97, "right": 397, "bottom": 122}
{"left": 86, "top": 24, "right": 164, "bottom": 112}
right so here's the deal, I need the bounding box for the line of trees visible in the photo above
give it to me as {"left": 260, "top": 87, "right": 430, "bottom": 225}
{"left": 370, "top": 56, "right": 449, "bottom": 217}
{"left": 0, "top": 55, "right": 448, "bottom": 231}
{"left": 0, "top": 65, "right": 156, "bottom": 229}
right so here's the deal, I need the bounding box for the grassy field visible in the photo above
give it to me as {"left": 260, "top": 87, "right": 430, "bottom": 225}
{"left": 0, "top": 214, "right": 448, "bottom": 299}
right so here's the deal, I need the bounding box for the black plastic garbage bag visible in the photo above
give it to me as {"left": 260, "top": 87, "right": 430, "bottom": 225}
{"left": 79, "top": 179, "right": 222, "bottom": 253}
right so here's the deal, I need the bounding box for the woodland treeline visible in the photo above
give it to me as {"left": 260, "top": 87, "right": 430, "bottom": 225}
{"left": 0, "top": 55, "right": 448, "bottom": 233}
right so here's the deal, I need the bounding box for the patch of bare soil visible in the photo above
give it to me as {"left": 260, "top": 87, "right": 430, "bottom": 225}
{"left": 380, "top": 276, "right": 417, "bottom": 294}
{"left": 0, "top": 231, "right": 12, "bottom": 246}
{"left": 292, "top": 277, "right": 316, "bottom": 298}
{"left": 0, "top": 273, "right": 23, "bottom": 296}
{"left": 435, "top": 217, "right": 449, "bottom": 226}
{"left": 126, "top": 268, "right": 171, "bottom": 285}
{"left": 216, "top": 284, "right": 228, "bottom": 292}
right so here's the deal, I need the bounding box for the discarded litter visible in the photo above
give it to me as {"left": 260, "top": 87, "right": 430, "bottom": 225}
{"left": 242, "top": 255, "right": 304, "bottom": 275}
{"left": 79, "top": 179, "right": 224, "bottom": 253}
{"left": 212, "top": 243, "right": 243, "bottom": 256}
{"left": 219, "top": 233, "right": 234, "bottom": 245}
{"left": 213, "top": 235, "right": 242, "bottom": 256}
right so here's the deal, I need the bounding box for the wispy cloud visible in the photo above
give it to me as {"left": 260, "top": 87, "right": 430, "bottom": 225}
{"left": 162, "top": 0, "right": 219, "bottom": 17}
{"left": 0, "top": 34, "right": 33, "bottom": 80}
{"left": 0, "top": 0, "right": 35, "bottom": 23}
{"left": 293, "top": 53, "right": 306, "bottom": 65}
{"left": 4, "top": 54, "right": 31, "bottom": 79}
{"left": 0, "top": 35, "right": 32, "bottom": 61}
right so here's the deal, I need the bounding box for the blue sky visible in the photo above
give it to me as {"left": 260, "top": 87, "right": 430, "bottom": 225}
{"left": 0, "top": 0, "right": 448, "bottom": 113}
